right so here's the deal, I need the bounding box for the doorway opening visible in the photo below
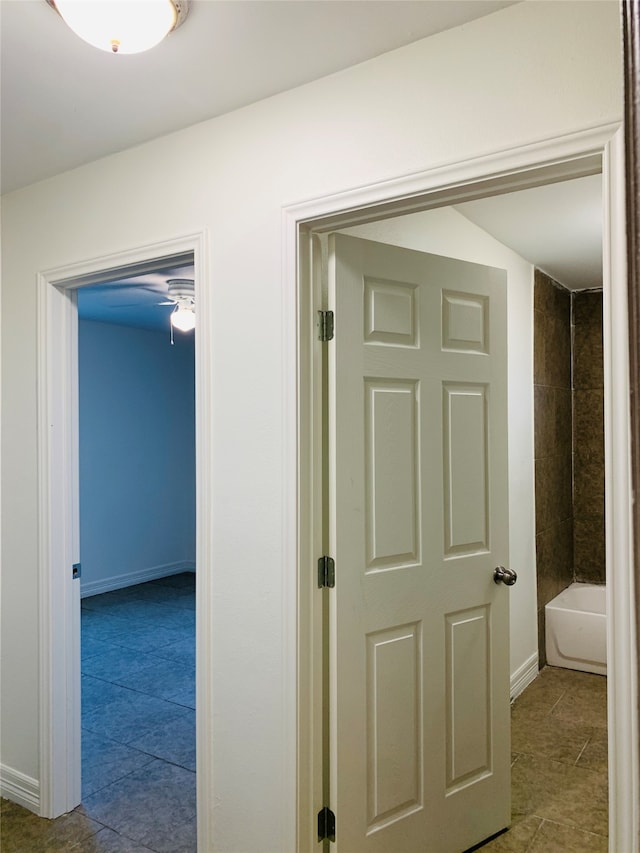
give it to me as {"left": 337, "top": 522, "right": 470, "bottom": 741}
{"left": 76, "top": 261, "right": 197, "bottom": 848}
{"left": 292, "top": 127, "right": 633, "bottom": 852}
{"left": 37, "top": 232, "right": 213, "bottom": 851}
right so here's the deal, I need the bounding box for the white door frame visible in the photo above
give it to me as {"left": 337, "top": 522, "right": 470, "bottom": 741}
{"left": 36, "top": 231, "right": 215, "bottom": 849}
{"left": 287, "top": 122, "right": 637, "bottom": 853}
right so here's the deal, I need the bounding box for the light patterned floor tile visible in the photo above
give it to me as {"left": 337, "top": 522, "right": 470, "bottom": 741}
{"left": 527, "top": 818, "right": 607, "bottom": 852}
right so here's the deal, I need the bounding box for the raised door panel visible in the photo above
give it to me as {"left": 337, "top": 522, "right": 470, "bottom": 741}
{"left": 365, "top": 379, "right": 420, "bottom": 572}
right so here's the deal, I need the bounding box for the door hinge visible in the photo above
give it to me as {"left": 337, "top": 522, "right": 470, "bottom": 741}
{"left": 72, "top": 563, "right": 81, "bottom": 579}
{"left": 317, "top": 806, "right": 336, "bottom": 842}
{"left": 318, "top": 556, "right": 335, "bottom": 589}
{"left": 318, "top": 310, "right": 334, "bottom": 342}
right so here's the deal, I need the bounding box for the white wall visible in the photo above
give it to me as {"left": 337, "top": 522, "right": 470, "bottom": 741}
{"left": 342, "top": 207, "right": 537, "bottom": 688}
{"left": 0, "top": 2, "right": 623, "bottom": 849}
{"left": 78, "top": 319, "right": 195, "bottom": 595}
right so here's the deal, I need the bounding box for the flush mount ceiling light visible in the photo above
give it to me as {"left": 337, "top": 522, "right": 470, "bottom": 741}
{"left": 46, "top": 0, "right": 189, "bottom": 55}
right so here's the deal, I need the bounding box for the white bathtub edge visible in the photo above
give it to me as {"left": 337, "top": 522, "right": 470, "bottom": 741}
{"left": 546, "top": 581, "right": 606, "bottom": 616}
{"left": 545, "top": 583, "right": 607, "bottom": 674}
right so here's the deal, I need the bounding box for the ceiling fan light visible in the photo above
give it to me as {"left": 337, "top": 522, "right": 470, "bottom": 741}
{"left": 51, "top": 0, "right": 182, "bottom": 55}
{"left": 171, "top": 304, "right": 196, "bottom": 332}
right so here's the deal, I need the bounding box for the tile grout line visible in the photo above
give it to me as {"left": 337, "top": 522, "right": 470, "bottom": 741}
{"left": 574, "top": 733, "right": 593, "bottom": 766}
{"left": 522, "top": 816, "right": 546, "bottom": 853}
{"left": 536, "top": 815, "right": 609, "bottom": 841}
{"left": 546, "top": 689, "right": 567, "bottom": 716}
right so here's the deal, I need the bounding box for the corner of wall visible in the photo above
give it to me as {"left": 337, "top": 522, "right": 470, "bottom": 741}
{"left": 510, "top": 651, "right": 539, "bottom": 702}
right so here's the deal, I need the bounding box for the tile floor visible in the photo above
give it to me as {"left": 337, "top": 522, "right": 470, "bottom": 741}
{"left": 1, "top": 633, "right": 607, "bottom": 853}
{"left": 1, "top": 572, "right": 196, "bottom": 853}
{"left": 477, "top": 665, "right": 608, "bottom": 853}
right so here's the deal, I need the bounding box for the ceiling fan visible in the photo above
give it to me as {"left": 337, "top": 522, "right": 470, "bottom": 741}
{"left": 79, "top": 272, "right": 196, "bottom": 341}
{"left": 109, "top": 277, "right": 195, "bottom": 327}
{"left": 159, "top": 278, "right": 196, "bottom": 333}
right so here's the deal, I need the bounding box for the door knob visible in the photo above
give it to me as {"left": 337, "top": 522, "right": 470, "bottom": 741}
{"left": 494, "top": 566, "right": 517, "bottom": 586}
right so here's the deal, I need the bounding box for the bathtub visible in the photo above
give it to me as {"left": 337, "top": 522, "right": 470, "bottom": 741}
{"left": 545, "top": 582, "right": 607, "bottom": 675}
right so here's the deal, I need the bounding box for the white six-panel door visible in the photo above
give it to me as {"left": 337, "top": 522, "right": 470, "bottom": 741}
{"left": 327, "top": 234, "right": 511, "bottom": 852}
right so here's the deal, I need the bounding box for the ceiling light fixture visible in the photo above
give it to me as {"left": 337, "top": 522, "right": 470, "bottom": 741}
{"left": 166, "top": 278, "right": 195, "bottom": 337}
{"left": 171, "top": 304, "right": 196, "bottom": 332}
{"left": 46, "top": 0, "right": 190, "bottom": 55}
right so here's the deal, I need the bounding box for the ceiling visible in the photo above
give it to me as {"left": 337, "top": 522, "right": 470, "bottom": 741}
{"left": 1, "top": 0, "right": 517, "bottom": 195}
{"left": 2, "top": 0, "right": 603, "bottom": 332}
{"left": 76, "top": 263, "right": 196, "bottom": 333}
{"left": 455, "top": 173, "right": 603, "bottom": 290}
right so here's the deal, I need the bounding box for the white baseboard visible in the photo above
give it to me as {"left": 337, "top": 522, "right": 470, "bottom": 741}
{"left": 80, "top": 560, "right": 195, "bottom": 598}
{"left": 0, "top": 764, "right": 40, "bottom": 814}
{"left": 510, "top": 652, "right": 539, "bottom": 702}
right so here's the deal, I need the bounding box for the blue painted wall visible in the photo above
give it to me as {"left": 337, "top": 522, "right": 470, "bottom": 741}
{"left": 78, "top": 319, "right": 195, "bottom": 595}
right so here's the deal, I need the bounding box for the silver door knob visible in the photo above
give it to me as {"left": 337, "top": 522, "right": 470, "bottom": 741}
{"left": 494, "top": 566, "right": 517, "bottom": 586}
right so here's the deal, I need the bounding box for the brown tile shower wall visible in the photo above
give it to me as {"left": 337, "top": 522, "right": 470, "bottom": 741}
{"left": 572, "top": 290, "right": 605, "bottom": 584}
{"left": 534, "top": 271, "right": 573, "bottom": 667}
{"left": 533, "top": 274, "right": 606, "bottom": 667}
